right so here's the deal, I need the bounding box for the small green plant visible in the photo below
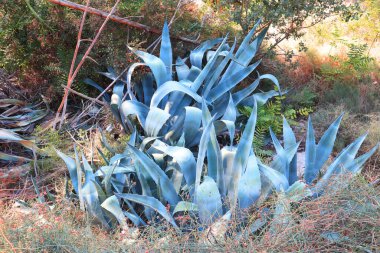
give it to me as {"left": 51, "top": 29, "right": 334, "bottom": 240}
{"left": 239, "top": 94, "right": 313, "bottom": 157}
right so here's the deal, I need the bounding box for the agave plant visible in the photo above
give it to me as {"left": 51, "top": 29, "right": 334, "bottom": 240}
{"left": 57, "top": 98, "right": 378, "bottom": 231}
{"left": 85, "top": 20, "right": 281, "bottom": 148}
{"left": 0, "top": 98, "right": 49, "bottom": 163}
{"left": 57, "top": 20, "right": 378, "bottom": 232}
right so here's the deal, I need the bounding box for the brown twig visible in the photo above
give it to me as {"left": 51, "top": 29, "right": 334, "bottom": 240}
{"left": 47, "top": 0, "right": 199, "bottom": 45}
{"left": 60, "top": 85, "right": 108, "bottom": 106}
{"left": 54, "top": 0, "right": 120, "bottom": 129}
{"left": 0, "top": 218, "right": 19, "bottom": 253}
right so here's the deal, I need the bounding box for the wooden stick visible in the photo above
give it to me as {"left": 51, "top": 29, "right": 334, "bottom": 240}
{"left": 55, "top": 0, "right": 120, "bottom": 129}
{"left": 61, "top": 85, "right": 108, "bottom": 106}
{"left": 47, "top": 0, "right": 199, "bottom": 45}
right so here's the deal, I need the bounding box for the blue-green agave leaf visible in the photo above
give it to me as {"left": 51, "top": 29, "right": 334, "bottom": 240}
{"left": 94, "top": 166, "right": 135, "bottom": 177}
{"left": 228, "top": 99, "right": 257, "bottom": 209}
{"left": 101, "top": 195, "right": 127, "bottom": 228}
{"left": 208, "top": 60, "right": 261, "bottom": 102}
{"left": 196, "top": 176, "right": 223, "bottom": 225}
{"left": 201, "top": 101, "right": 224, "bottom": 195}
{"left": 55, "top": 149, "right": 79, "bottom": 193}
{"left": 128, "top": 46, "right": 169, "bottom": 87}
{"left": 191, "top": 36, "right": 229, "bottom": 92}
{"left": 82, "top": 181, "right": 109, "bottom": 228}
{"left": 150, "top": 81, "right": 203, "bottom": 108}
{"left": 116, "top": 193, "right": 178, "bottom": 228}
{"left": 144, "top": 107, "right": 170, "bottom": 137}
{"left": 313, "top": 113, "right": 344, "bottom": 174}
{"left": 173, "top": 201, "right": 198, "bottom": 214}
{"left": 120, "top": 100, "right": 149, "bottom": 127}
{"left": 153, "top": 143, "right": 196, "bottom": 188}
{"left": 238, "top": 154, "right": 261, "bottom": 208}
{"left": 258, "top": 163, "right": 289, "bottom": 191}
{"left": 347, "top": 144, "right": 379, "bottom": 174}
{"left": 141, "top": 73, "right": 155, "bottom": 105}
{"left": 175, "top": 57, "right": 190, "bottom": 81}
{"left": 160, "top": 21, "right": 173, "bottom": 80}
{"left": 285, "top": 181, "right": 312, "bottom": 202}
{"left": 128, "top": 145, "right": 180, "bottom": 206}
{"left": 83, "top": 78, "right": 111, "bottom": 103}
{"left": 304, "top": 116, "right": 317, "bottom": 184}
{"left": 313, "top": 134, "right": 367, "bottom": 194}
{"left": 190, "top": 38, "right": 223, "bottom": 68}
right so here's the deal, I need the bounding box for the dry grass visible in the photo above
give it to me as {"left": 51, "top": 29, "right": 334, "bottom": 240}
{"left": 1, "top": 175, "right": 379, "bottom": 252}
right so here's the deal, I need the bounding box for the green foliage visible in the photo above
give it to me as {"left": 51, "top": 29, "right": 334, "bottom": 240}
{"left": 239, "top": 95, "right": 313, "bottom": 157}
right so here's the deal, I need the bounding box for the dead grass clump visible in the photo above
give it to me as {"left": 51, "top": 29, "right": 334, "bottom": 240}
{"left": 1, "top": 176, "right": 378, "bottom": 252}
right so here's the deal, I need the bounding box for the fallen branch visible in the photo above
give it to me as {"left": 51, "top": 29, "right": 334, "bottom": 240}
{"left": 47, "top": 0, "right": 199, "bottom": 45}
{"left": 54, "top": 0, "right": 120, "bottom": 129}
{"left": 60, "top": 85, "right": 108, "bottom": 106}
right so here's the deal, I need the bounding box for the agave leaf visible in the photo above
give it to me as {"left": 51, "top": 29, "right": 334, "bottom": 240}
{"left": 31, "top": 176, "right": 45, "bottom": 203}
{"left": 235, "top": 19, "right": 261, "bottom": 57}
{"left": 92, "top": 179, "right": 107, "bottom": 203}
{"left": 202, "top": 40, "right": 237, "bottom": 98}
{"left": 173, "top": 201, "right": 198, "bottom": 214}
{"left": 238, "top": 154, "right": 261, "bottom": 209}
{"left": 190, "top": 38, "right": 223, "bottom": 68}
{"left": 196, "top": 176, "right": 223, "bottom": 225}
{"left": 232, "top": 78, "right": 260, "bottom": 105}
{"left": 208, "top": 60, "right": 261, "bottom": 102}
{"left": 82, "top": 181, "right": 110, "bottom": 228}
{"left": 220, "top": 25, "right": 267, "bottom": 83}
{"left": 152, "top": 142, "right": 196, "bottom": 189}
{"left": 258, "top": 163, "right": 289, "bottom": 191}
{"left": 135, "top": 162, "right": 154, "bottom": 220}
{"left": 101, "top": 195, "right": 128, "bottom": 229}
{"left": 116, "top": 193, "right": 178, "bottom": 228}
{"left": 313, "top": 134, "right": 367, "bottom": 194}
{"left": 128, "top": 46, "right": 169, "bottom": 87}
{"left": 0, "top": 128, "right": 38, "bottom": 150}
{"left": 175, "top": 57, "right": 190, "bottom": 81}
{"left": 346, "top": 143, "right": 379, "bottom": 174}
{"left": 201, "top": 101, "right": 224, "bottom": 195}
{"left": 141, "top": 73, "right": 155, "bottom": 105}
{"left": 124, "top": 211, "right": 142, "bottom": 226}
{"left": 144, "top": 107, "right": 170, "bottom": 137}
{"left": 81, "top": 152, "right": 95, "bottom": 185}
{"left": 222, "top": 94, "right": 237, "bottom": 122}
{"left": 215, "top": 120, "right": 235, "bottom": 147}
{"left": 228, "top": 99, "right": 257, "bottom": 210}
{"left": 313, "top": 113, "right": 344, "bottom": 174}
{"left": 83, "top": 78, "right": 111, "bottom": 103}
{"left": 285, "top": 181, "right": 312, "bottom": 202}
{"left": 0, "top": 152, "right": 32, "bottom": 162}
{"left": 55, "top": 149, "right": 79, "bottom": 193}
{"left": 221, "top": 146, "right": 237, "bottom": 194}
{"left": 259, "top": 74, "right": 281, "bottom": 95}
{"left": 120, "top": 100, "right": 149, "bottom": 127}
{"left": 102, "top": 163, "right": 116, "bottom": 196}
{"left": 94, "top": 166, "right": 135, "bottom": 177}
{"left": 74, "top": 147, "right": 84, "bottom": 210}
{"left": 191, "top": 36, "right": 229, "bottom": 92}
{"left": 150, "top": 81, "right": 203, "bottom": 108}
{"left": 0, "top": 98, "right": 26, "bottom": 107}
{"left": 160, "top": 21, "right": 173, "bottom": 80}
{"left": 240, "top": 90, "right": 281, "bottom": 106}
{"left": 182, "top": 107, "right": 202, "bottom": 147}
{"left": 194, "top": 113, "right": 216, "bottom": 198}
{"left": 127, "top": 145, "right": 180, "bottom": 206}
{"left": 304, "top": 117, "right": 317, "bottom": 184}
